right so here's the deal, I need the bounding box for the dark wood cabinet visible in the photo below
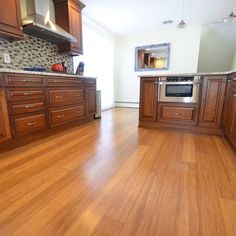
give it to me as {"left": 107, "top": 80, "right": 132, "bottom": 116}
{"left": 53, "top": 0, "right": 85, "bottom": 55}
{"left": 86, "top": 87, "right": 96, "bottom": 116}
{"left": 139, "top": 78, "right": 158, "bottom": 121}
{"left": 157, "top": 103, "right": 199, "bottom": 126}
{"left": 199, "top": 75, "right": 227, "bottom": 128}
{"left": 222, "top": 75, "right": 236, "bottom": 149}
{"left": 0, "top": 73, "right": 96, "bottom": 139}
{"left": 0, "top": 0, "right": 23, "bottom": 40}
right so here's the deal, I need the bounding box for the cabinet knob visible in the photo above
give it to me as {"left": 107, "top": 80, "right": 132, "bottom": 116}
{"left": 234, "top": 94, "right": 236, "bottom": 97}
{"left": 55, "top": 96, "right": 63, "bottom": 99}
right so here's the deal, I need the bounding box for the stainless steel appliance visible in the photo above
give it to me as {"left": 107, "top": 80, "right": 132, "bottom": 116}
{"left": 158, "top": 76, "right": 201, "bottom": 103}
{"left": 21, "top": 0, "right": 77, "bottom": 43}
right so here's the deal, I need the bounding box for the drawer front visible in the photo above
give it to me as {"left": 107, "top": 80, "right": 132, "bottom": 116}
{"left": 50, "top": 105, "right": 85, "bottom": 127}
{"left": 13, "top": 113, "right": 46, "bottom": 136}
{"left": 5, "top": 74, "right": 44, "bottom": 87}
{"left": 6, "top": 89, "right": 45, "bottom": 101}
{"left": 48, "top": 89, "right": 84, "bottom": 106}
{"left": 85, "top": 79, "right": 96, "bottom": 87}
{"left": 47, "top": 77, "right": 83, "bottom": 87}
{"left": 162, "top": 107, "right": 194, "bottom": 121}
{"left": 158, "top": 104, "right": 199, "bottom": 125}
{"left": 9, "top": 101, "right": 45, "bottom": 115}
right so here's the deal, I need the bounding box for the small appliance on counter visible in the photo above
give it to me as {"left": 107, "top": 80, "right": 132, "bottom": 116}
{"left": 76, "top": 61, "right": 84, "bottom": 76}
{"left": 51, "top": 63, "right": 65, "bottom": 72}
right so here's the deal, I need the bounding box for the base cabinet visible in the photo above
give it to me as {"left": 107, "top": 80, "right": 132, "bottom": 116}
{"left": 0, "top": 73, "right": 96, "bottom": 139}
{"left": 199, "top": 75, "right": 227, "bottom": 128}
{"left": 222, "top": 76, "right": 236, "bottom": 149}
{"left": 86, "top": 86, "right": 96, "bottom": 116}
{"left": 139, "top": 78, "right": 158, "bottom": 121}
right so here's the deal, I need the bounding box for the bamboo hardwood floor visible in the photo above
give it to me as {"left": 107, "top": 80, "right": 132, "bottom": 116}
{"left": 0, "top": 108, "right": 236, "bottom": 236}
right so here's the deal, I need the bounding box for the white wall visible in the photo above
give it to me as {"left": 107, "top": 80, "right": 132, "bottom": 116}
{"left": 198, "top": 24, "right": 236, "bottom": 73}
{"left": 231, "top": 48, "right": 236, "bottom": 70}
{"left": 74, "top": 15, "right": 115, "bottom": 110}
{"left": 114, "top": 25, "right": 202, "bottom": 107}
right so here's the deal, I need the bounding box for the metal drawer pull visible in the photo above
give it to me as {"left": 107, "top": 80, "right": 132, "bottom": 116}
{"left": 22, "top": 79, "right": 32, "bottom": 82}
{"left": 53, "top": 80, "right": 59, "bottom": 83}
{"left": 55, "top": 96, "right": 63, "bottom": 99}
{"left": 23, "top": 92, "right": 33, "bottom": 95}
{"left": 25, "top": 105, "right": 35, "bottom": 108}
{"left": 27, "top": 122, "right": 37, "bottom": 126}
{"left": 57, "top": 115, "right": 64, "bottom": 118}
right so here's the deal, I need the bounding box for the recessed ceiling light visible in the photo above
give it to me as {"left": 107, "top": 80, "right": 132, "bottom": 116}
{"left": 163, "top": 20, "right": 174, "bottom": 25}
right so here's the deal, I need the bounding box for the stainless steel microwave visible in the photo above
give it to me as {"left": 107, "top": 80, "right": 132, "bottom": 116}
{"left": 158, "top": 76, "right": 201, "bottom": 103}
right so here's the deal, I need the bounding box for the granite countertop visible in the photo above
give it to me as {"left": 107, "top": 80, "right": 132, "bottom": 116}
{"left": 138, "top": 70, "right": 236, "bottom": 78}
{"left": 0, "top": 68, "right": 96, "bottom": 79}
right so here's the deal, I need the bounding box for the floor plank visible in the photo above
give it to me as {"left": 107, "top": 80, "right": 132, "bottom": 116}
{"left": 0, "top": 108, "right": 236, "bottom": 236}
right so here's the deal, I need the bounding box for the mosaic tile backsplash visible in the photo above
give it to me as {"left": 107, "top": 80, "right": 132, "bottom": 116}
{"left": 0, "top": 35, "right": 73, "bottom": 73}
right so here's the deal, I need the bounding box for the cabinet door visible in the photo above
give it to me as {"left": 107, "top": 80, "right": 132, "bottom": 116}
{"left": 86, "top": 87, "right": 96, "bottom": 116}
{"left": 139, "top": 78, "right": 158, "bottom": 121}
{"left": 68, "top": 1, "right": 83, "bottom": 54}
{"left": 199, "top": 76, "right": 226, "bottom": 128}
{"left": 225, "top": 87, "right": 236, "bottom": 138}
{"left": 0, "top": 0, "right": 23, "bottom": 39}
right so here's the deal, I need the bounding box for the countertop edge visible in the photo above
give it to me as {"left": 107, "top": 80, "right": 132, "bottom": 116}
{"left": 0, "top": 68, "right": 97, "bottom": 79}
{"left": 137, "top": 70, "right": 236, "bottom": 78}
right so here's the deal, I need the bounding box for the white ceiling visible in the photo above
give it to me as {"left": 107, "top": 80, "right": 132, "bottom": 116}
{"left": 82, "top": 0, "right": 235, "bottom": 36}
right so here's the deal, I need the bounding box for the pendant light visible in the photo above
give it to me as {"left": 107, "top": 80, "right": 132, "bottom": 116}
{"left": 177, "top": 0, "right": 187, "bottom": 28}
{"left": 224, "top": 0, "right": 236, "bottom": 23}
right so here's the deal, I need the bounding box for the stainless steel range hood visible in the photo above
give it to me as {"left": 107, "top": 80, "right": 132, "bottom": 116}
{"left": 21, "top": 0, "right": 77, "bottom": 44}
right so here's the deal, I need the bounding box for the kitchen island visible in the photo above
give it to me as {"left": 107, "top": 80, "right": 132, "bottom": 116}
{"left": 0, "top": 69, "right": 97, "bottom": 142}
{"left": 139, "top": 71, "right": 236, "bottom": 151}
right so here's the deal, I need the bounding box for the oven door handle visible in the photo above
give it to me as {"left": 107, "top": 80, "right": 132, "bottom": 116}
{"left": 159, "top": 81, "right": 200, "bottom": 85}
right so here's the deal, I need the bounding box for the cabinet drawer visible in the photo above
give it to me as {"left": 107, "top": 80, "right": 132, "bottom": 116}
{"left": 85, "top": 79, "right": 96, "bottom": 87}
{"left": 6, "top": 89, "right": 45, "bottom": 101}
{"left": 4, "top": 74, "right": 44, "bottom": 87}
{"left": 50, "top": 105, "right": 85, "bottom": 127}
{"left": 162, "top": 107, "right": 194, "bottom": 120}
{"left": 48, "top": 89, "right": 84, "bottom": 107}
{"left": 47, "top": 77, "right": 84, "bottom": 87}
{"left": 13, "top": 113, "right": 46, "bottom": 137}
{"left": 9, "top": 101, "right": 45, "bottom": 115}
{"left": 158, "top": 104, "right": 199, "bottom": 125}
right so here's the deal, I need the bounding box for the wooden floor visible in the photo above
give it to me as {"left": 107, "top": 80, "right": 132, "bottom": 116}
{"left": 0, "top": 108, "right": 236, "bottom": 236}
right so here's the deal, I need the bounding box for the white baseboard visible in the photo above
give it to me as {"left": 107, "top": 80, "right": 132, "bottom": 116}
{"left": 114, "top": 101, "right": 139, "bottom": 108}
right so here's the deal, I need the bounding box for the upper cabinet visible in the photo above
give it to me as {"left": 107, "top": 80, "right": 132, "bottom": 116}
{"left": 53, "top": 0, "right": 85, "bottom": 55}
{"left": 0, "top": 0, "right": 23, "bottom": 40}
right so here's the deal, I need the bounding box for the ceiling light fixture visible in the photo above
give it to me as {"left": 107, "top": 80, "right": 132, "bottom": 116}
{"left": 223, "top": 0, "right": 236, "bottom": 23}
{"left": 177, "top": 0, "right": 187, "bottom": 28}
